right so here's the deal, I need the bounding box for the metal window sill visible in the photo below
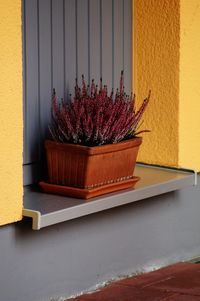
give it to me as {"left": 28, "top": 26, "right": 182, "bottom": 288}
{"left": 23, "top": 164, "right": 196, "bottom": 230}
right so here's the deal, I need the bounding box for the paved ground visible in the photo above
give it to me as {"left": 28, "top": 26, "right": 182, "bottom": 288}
{"left": 67, "top": 262, "right": 200, "bottom": 300}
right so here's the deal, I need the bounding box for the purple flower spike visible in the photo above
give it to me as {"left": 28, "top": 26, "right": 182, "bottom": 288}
{"left": 49, "top": 74, "right": 150, "bottom": 146}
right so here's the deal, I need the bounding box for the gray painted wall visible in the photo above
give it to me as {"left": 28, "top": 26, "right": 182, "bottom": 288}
{"left": 23, "top": 0, "right": 132, "bottom": 184}
{"left": 0, "top": 177, "right": 200, "bottom": 301}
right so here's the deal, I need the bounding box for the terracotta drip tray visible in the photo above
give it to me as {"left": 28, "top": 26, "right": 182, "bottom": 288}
{"left": 39, "top": 177, "right": 140, "bottom": 200}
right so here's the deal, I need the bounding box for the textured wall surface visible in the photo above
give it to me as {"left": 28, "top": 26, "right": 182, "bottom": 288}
{"left": 134, "top": 0, "right": 200, "bottom": 171}
{"left": 134, "top": 0, "right": 180, "bottom": 167}
{"left": 0, "top": 0, "right": 23, "bottom": 225}
{"left": 179, "top": 0, "right": 200, "bottom": 170}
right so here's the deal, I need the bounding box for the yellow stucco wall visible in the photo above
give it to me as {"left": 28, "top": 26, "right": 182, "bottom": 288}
{"left": 179, "top": 0, "right": 200, "bottom": 170}
{"left": 134, "top": 0, "right": 180, "bottom": 167}
{"left": 0, "top": 0, "right": 23, "bottom": 225}
{"left": 134, "top": 0, "right": 200, "bottom": 171}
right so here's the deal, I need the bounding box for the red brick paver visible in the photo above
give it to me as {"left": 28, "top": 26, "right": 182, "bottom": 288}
{"left": 163, "top": 294, "right": 200, "bottom": 300}
{"left": 67, "top": 262, "right": 200, "bottom": 301}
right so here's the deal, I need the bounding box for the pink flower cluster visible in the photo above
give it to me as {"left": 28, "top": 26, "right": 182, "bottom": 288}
{"left": 49, "top": 72, "right": 150, "bottom": 146}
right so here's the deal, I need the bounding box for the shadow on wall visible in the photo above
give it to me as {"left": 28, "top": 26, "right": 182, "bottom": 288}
{"left": 15, "top": 189, "right": 179, "bottom": 242}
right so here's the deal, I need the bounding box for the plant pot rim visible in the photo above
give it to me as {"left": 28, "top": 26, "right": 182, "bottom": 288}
{"left": 45, "top": 137, "right": 142, "bottom": 156}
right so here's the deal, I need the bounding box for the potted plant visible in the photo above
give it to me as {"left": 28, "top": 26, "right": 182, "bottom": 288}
{"left": 39, "top": 72, "right": 150, "bottom": 199}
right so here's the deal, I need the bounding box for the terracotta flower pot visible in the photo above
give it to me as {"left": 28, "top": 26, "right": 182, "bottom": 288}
{"left": 39, "top": 137, "right": 142, "bottom": 199}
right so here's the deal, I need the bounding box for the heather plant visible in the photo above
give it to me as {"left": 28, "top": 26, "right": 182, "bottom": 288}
{"left": 49, "top": 72, "right": 150, "bottom": 146}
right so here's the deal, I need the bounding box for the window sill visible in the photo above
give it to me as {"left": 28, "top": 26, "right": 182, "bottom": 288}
{"left": 23, "top": 164, "right": 196, "bottom": 230}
